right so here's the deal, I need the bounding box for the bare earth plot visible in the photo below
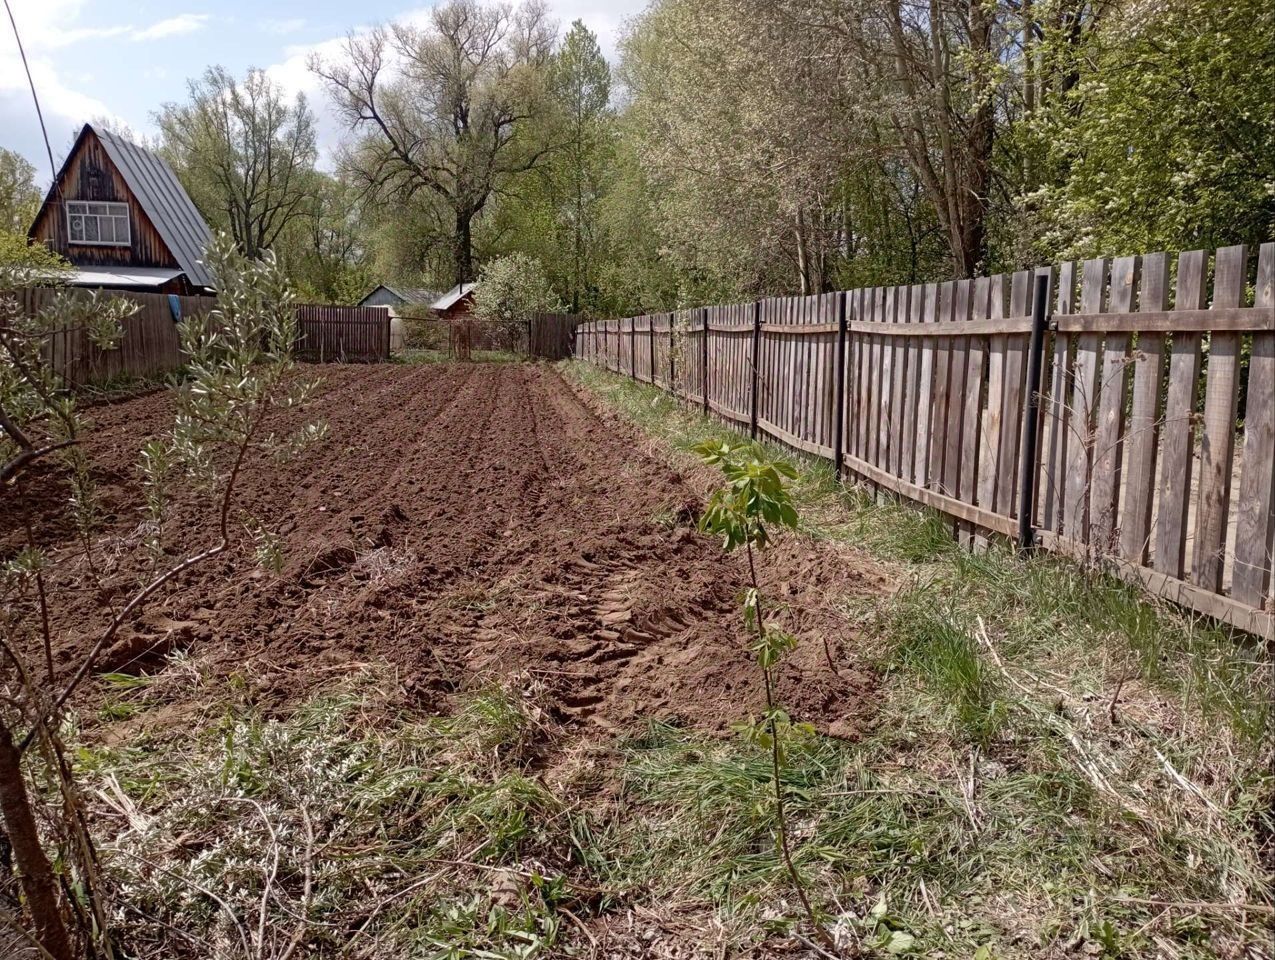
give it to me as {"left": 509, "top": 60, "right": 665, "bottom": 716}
{"left": 21, "top": 363, "right": 882, "bottom": 738}
{"left": 6, "top": 362, "right": 1269, "bottom": 958}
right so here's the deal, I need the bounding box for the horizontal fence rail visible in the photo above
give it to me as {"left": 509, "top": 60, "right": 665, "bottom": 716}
{"left": 577, "top": 244, "right": 1275, "bottom": 640}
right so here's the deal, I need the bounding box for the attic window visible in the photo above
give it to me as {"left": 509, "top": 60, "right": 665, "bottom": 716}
{"left": 66, "top": 201, "right": 130, "bottom": 246}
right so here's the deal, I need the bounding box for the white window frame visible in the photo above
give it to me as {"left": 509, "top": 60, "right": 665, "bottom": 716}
{"left": 65, "top": 201, "right": 131, "bottom": 247}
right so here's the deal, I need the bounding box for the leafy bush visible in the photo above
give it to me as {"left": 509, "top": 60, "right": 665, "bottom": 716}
{"left": 472, "top": 254, "right": 559, "bottom": 333}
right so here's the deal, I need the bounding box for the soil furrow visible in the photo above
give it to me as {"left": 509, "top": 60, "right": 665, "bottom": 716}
{"left": 17, "top": 363, "right": 885, "bottom": 737}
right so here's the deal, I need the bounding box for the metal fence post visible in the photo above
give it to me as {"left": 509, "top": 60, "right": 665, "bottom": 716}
{"left": 1017, "top": 271, "right": 1052, "bottom": 553}
{"left": 832, "top": 292, "right": 847, "bottom": 481}
{"left": 750, "top": 300, "right": 761, "bottom": 440}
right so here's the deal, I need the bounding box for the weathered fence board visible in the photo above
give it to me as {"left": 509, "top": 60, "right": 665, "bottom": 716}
{"left": 14, "top": 287, "right": 213, "bottom": 385}
{"left": 576, "top": 243, "right": 1275, "bottom": 639}
{"left": 1154, "top": 250, "right": 1207, "bottom": 579}
{"left": 1232, "top": 244, "right": 1275, "bottom": 607}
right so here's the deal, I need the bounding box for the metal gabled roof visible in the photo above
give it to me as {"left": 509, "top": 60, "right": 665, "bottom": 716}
{"left": 358, "top": 284, "right": 446, "bottom": 307}
{"left": 432, "top": 283, "right": 476, "bottom": 310}
{"left": 94, "top": 127, "right": 215, "bottom": 290}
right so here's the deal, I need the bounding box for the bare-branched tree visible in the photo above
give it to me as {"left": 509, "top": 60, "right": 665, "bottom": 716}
{"left": 312, "top": 0, "right": 557, "bottom": 287}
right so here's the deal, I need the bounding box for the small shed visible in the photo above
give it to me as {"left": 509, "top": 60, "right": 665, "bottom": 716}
{"left": 28, "top": 124, "right": 215, "bottom": 295}
{"left": 356, "top": 285, "right": 443, "bottom": 310}
{"left": 431, "top": 283, "right": 477, "bottom": 320}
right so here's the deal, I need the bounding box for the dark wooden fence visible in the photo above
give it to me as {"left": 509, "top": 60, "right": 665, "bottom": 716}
{"left": 16, "top": 288, "right": 214, "bottom": 386}
{"left": 11, "top": 292, "right": 394, "bottom": 382}
{"left": 529, "top": 313, "right": 577, "bottom": 360}
{"left": 577, "top": 244, "right": 1275, "bottom": 640}
{"left": 294, "top": 304, "right": 391, "bottom": 362}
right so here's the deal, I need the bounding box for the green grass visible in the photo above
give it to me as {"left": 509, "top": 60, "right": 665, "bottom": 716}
{"left": 562, "top": 359, "right": 1275, "bottom": 958}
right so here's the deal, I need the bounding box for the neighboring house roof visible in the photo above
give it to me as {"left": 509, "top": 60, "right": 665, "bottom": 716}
{"left": 432, "top": 283, "right": 476, "bottom": 311}
{"left": 358, "top": 284, "right": 445, "bottom": 307}
{"left": 65, "top": 265, "right": 186, "bottom": 289}
{"left": 93, "top": 127, "right": 215, "bottom": 289}
{"left": 404, "top": 286, "right": 446, "bottom": 305}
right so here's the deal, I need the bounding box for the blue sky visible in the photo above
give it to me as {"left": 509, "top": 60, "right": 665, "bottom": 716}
{"left": 1, "top": 0, "right": 642, "bottom": 187}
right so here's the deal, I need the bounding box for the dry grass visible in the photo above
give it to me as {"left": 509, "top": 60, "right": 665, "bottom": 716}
{"left": 37, "top": 361, "right": 1273, "bottom": 959}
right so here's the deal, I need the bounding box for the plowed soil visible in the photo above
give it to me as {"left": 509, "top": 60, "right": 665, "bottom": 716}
{"left": 11, "top": 364, "right": 889, "bottom": 737}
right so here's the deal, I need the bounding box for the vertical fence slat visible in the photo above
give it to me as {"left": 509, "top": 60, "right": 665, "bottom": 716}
{"left": 1232, "top": 242, "right": 1275, "bottom": 607}
{"left": 1119, "top": 253, "right": 1169, "bottom": 564}
{"left": 901, "top": 284, "right": 923, "bottom": 485}
{"left": 1154, "top": 250, "right": 1208, "bottom": 579}
{"left": 928, "top": 281, "right": 954, "bottom": 492}
{"left": 1063, "top": 259, "right": 1109, "bottom": 543}
{"left": 913, "top": 284, "right": 937, "bottom": 487}
{"left": 1090, "top": 255, "right": 1138, "bottom": 553}
{"left": 1192, "top": 245, "right": 1246, "bottom": 592}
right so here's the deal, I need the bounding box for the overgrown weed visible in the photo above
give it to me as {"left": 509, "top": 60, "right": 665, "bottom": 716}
{"left": 83, "top": 670, "right": 579, "bottom": 959}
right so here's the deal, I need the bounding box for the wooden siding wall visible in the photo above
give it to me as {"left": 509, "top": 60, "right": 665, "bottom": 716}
{"left": 577, "top": 244, "right": 1275, "bottom": 640}
{"left": 29, "top": 129, "right": 179, "bottom": 274}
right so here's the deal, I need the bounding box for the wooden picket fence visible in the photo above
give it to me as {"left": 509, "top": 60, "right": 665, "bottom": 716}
{"left": 577, "top": 244, "right": 1275, "bottom": 640}
{"left": 293, "top": 304, "right": 391, "bottom": 362}
{"left": 14, "top": 288, "right": 215, "bottom": 386}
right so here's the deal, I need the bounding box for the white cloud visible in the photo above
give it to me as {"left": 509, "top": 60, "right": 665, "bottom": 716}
{"left": 0, "top": 0, "right": 126, "bottom": 183}
{"left": 261, "top": 18, "right": 307, "bottom": 36}
{"left": 131, "top": 13, "right": 211, "bottom": 42}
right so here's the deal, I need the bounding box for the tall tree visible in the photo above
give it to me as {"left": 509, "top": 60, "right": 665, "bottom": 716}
{"left": 0, "top": 148, "right": 41, "bottom": 234}
{"left": 313, "top": 0, "right": 556, "bottom": 286}
{"left": 1028, "top": 0, "right": 1275, "bottom": 256}
{"left": 549, "top": 20, "right": 611, "bottom": 312}
{"left": 279, "top": 173, "right": 375, "bottom": 304}
{"left": 156, "top": 66, "right": 318, "bottom": 259}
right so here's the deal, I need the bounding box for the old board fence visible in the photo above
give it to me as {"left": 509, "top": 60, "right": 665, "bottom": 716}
{"left": 12, "top": 289, "right": 393, "bottom": 384}
{"left": 576, "top": 244, "right": 1275, "bottom": 640}
{"left": 293, "top": 304, "right": 391, "bottom": 362}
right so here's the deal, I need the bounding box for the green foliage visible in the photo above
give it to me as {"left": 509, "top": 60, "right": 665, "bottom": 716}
{"left": 472, "top": 253, "right": 559, "bottom": 329}
{"left": 0, "top": 230, "right": 71, "bottom": 281}
{"left": 694, "top": 440, "right": 799, "bottom": 551}
{"left": 1029, "top": 0, "right": 1275, "bottom": 256}
{"left": 0, "top": 147, "right": 42, "bottom": 233}
{"left": 166, "top": 234, "right": 322, "bottom": 517}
